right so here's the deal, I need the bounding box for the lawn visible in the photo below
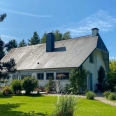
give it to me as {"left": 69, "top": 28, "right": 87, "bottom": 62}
{"left": 0, "top": 95, "right": 116, "bottom": 116}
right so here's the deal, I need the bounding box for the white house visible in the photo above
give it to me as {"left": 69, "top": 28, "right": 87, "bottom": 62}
{"left": 1, "top": 28, "right": 109, "bottom": 91}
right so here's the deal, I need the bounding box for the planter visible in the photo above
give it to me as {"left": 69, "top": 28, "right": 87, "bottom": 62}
{"left": 96, "top": 83, "right": 102, "bottom": 92}
{"left": 4, "top": 90, "right": 9, "bottom": 95}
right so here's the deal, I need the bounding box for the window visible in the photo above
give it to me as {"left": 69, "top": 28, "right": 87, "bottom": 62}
{"left": 56, "top": 73, "right": 69, "bottom": 80}
{"left": 37, "top": 73, "right": 44, "bottom": 80}
{"left": 46, "top": 73, "right": 54, "bottom": 80}
{"left": 13, "top": 75, "right": 18, "bottom": 79}
{"left": 89, "top": 53, "right": 94, "bottom": 63}
{"left": 21, "top": 75, "right": 27, "bottom": 79}
{"left": 21, "top": 73, "right": 32, "bottom": 80}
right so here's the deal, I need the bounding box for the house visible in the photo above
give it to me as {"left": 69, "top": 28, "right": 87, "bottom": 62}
{"left": 1, "top": 28, "right": 109, "bottom": 91}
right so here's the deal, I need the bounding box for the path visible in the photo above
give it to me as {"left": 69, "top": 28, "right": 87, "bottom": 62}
{"left": 41, "top": 92, "right": 116, "bottom": 106}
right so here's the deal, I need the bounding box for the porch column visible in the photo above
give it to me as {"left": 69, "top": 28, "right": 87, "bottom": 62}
{"left": 54, "top": 72, "right": 56, "bottom": 80}
{"left": 44, "top": 72, "right": 46, "bottom": 80}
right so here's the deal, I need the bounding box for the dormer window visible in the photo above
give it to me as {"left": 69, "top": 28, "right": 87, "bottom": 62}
{"left": 89, "top": 53, "right": 94, "bottom": 63}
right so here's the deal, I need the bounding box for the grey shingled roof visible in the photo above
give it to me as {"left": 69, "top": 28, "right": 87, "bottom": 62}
{"left": 1, "top": 35, "right": 98, "bottom": 70}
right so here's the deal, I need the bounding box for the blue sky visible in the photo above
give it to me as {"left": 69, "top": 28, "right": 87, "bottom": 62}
{"left": 0, "top": 0, "right": 116, "bottom": 59}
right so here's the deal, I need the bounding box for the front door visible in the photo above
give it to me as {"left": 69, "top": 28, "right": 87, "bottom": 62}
{"left": 87, "top": 73, "right": 93, "bottom": 91}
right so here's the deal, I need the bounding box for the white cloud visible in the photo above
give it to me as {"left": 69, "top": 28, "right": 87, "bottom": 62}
{"left": 1, "top": 34, "right": 21, "bottom": 43}
{"left": 0, "top": 8, "right": 53, "bottom": 18}
{"left": 63, "top": 10, "right": 116, "bottom": 36}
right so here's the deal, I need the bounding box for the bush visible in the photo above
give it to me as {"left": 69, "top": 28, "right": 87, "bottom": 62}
{"left": 3, "top": 86, "right": 12, "bottom": 95}
{"left": 108, "top": 93, "right": 116, "bottom": 100}
{"left": 11, "top": 79, "right": 22, "bottom": 94}
{"left": 103, "top": 91, "right": 111, "bottom": 98}
{"left": 22, "top": 76, "right": 38, "bottom": 95}
{"left": 52, "top": 95, "right": 77, "bottom": 116}
{"left": 85, "top": 91, "right": 96, "bottom": 100}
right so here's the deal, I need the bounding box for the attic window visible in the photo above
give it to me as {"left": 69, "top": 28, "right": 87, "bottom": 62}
{"left": 89, "top": 53, "right": 94, "bottom": 63}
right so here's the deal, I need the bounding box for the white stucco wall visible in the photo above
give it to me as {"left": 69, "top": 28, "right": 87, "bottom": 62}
{"left": 9, "top": 69, "right": 70, "bottom": 89}
{"left": 83, "top": 49, "right": 106, "bottom": 91}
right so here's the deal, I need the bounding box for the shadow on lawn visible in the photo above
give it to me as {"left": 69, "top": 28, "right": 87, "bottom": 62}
{"left": 0, "top": 103, "right": 49, "bottom": 116}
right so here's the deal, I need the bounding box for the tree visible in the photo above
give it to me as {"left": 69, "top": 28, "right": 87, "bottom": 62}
{"left": 41, "top": 32, "right": 46, "bottom": 43}
{"left": 5, "top": 39, "right": 18, "bottom": 52}
{"left": 54, "top": 30, "right": 63, "bottom": 41}
{"left": 0, "top": 58, "right": 16, "bottom": 80}
{"left": 11, "top": 79, "right": 22, "bottom": 94}
{"left": 69, "top": 67, "right": 87, "bottom": 94}
{"left": 0, "top": 13, "right": 6, "bottom": 22}
{"left": 107, "top": 59, "right": 116, "bottom": 84}
{"left": 98, "top": 66, "right": 106, "bottom": 84}
{"left": 62, "top": 31, "right": 71, "bottom": 40}
{"left": 28, "top": 32, "right": 40, "bottom": 45}
{"left": 22, "top": 76, "right": 38, "bottom": 95}
{"left": 0, "top": 38, "right": 5, "bottom": 60}
{"left": 18, "top": 39, "right": 27, "bottom": 47}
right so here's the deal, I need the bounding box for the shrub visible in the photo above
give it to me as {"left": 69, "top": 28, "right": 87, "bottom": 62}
{"left": 103, "top": 91, "right": 111, "bottom": 98}
{"left": 3, "top": 86, "right": 12, "bottom": 95}
{"left": 22, "top": 76, "right": 38, "bottom": 95}
{"left": 108, "top": 93, "right": 116, "bottom": 100}
{"left": 11, "top": 79, "right": 22, "bottom": 94}
{"left": 52, "top": 95, "right": 77, "bottom": 116}
{"left": 85, "top": 91, "right": 96, "bottom": 100}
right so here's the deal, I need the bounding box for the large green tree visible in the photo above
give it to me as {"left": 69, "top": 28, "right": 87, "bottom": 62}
{"left": 28, "top": 32, "right": 40, "bottom": 45}
{"left": 69, "top": 67, "right": 87, "bottom": 94}
{"left": 107, "top": 59, "right": 116, "bottom": 84}
{"left": 62, "top": 31, "right": 71, "bottom": 40}
{"left": 41, "top": 30, "right": 71, "bottom": 43}
{"left": 5, "top": 39, "right": 18, "bottom": 52}
{"left": 0, "top": 38, "right": 5, "bottom": 60}
{"left": 0, "top": 58, "right": 16, "bottom": 79}
{"left": 54, "top": 30, "right": 63, "bottom": 41}
{"left": 18, "top": 39, "right": 27, "bottom": 47}
{"left": 0, "top": 13, "right": 6, "bottom": 59}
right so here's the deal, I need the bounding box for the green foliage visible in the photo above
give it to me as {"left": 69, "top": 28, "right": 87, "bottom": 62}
{"left": 0, "top": 58, "right": 16, "bottom": 79}
{"left": 69, "top": 67, "right": 87, "bottom": 94}
{"left": 103, "top": 91, "right": 111, "bottom": 98}
{"left": 41, "top": 32, "right": 46, "bottom": 43}
{"left": 28, "top": 32, "right": 40, "bottom": 45}
{"left": 98, "top": 66, "right": 105, "bottom": 84}
{"left": 0, "top": 13, "right": 6, "bottom": 22}
{"left": 3, "top": 86, "right": 12, "bottom": 95}
{"left": 18, "top": 39, "right": 27, "bottom": 47}
{"left": 22, "top": 76, "right": 38, "bottom": 95}
{"left": 54, "top": 30, "right": 63, "bottom": 41}
{"left": 41, "top": 30, "right": 71, "bottom": 43}
{"left": 0, "top": 38, "right": 5, "bottom": 60}
{"left": 85, "top": 91, "right": 96, "bottom": 100}
{"left": 52, "top": 95, "right": 77, "bottom": 116}
{"left": 108, "top": 92, "right": 116, "bottom": 100}
{"left": 62, "top": 31, "right": 71, "bottom": 40}
{"left": 5, "top": 39, "right": 18, "bottom": 52}
{"left": 11, "top": 79, "right": 22, "bottom": 94}
{"left": 107, "top": 59, "right": 116, "bottom": 84}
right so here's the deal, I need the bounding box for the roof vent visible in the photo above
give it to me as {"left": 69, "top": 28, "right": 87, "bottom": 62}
{"left": 46, "top": 33, "right": 54, "bottom": 52}
{"left": 92, "top": 28, "right": 99, "bottom": 36}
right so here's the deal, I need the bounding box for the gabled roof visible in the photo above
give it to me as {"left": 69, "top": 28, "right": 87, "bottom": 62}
{"left": 1, "top": 35, "right": 100, "bottom": 70}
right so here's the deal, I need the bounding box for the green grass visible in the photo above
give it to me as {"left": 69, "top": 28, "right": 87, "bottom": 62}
{"left": 0, "top": 95, "right": 116, "bottom": 116}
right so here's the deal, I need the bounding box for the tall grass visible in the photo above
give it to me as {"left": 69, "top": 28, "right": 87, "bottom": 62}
{"left": 52, "top": 95, "right": 77, "bottom": 116}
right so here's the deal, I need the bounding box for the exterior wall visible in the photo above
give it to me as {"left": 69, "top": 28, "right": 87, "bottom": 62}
{"left": 83, "top": 49, "right": 106, "bottom": 91}
{"left": 9, "top": 69, "right": 70, "bottom": 89}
